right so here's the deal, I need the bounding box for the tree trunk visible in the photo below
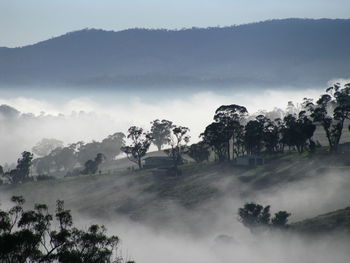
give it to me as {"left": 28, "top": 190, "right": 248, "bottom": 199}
{"left": 227, "top": 141, "right": 230, "bottom": 161}
{"left": 232, "top": 136, "right": 235, "bottom": 160}
{"left": 138, "top": 158, "right": 142, "bottom": 169}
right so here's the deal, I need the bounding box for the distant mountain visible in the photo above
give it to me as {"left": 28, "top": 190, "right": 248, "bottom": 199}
{"left": 1, "top": 19, "right": 350, "bottom": 88}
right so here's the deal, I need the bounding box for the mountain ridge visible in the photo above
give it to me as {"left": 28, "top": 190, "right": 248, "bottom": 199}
{"left": 1, "top": 18, "right": 350, "bottom": 88}
{"left": 3, "top": 18, "right": 349, "bottom": 49}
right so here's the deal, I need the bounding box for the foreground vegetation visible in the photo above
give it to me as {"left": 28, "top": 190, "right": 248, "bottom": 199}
{"left": 0, "top": 196, "right": 134, "bottom": 263}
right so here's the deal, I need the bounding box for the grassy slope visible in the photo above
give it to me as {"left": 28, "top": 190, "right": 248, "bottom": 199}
{"left": 1, "top": 151, "right": 349, "bottom": 233}
{"left": 291, "top": 207, "right": 350, "bottom": 234}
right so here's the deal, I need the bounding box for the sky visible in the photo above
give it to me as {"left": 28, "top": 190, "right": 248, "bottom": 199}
{"left": 1, "top": 0, "right": 349, "bottom": 47}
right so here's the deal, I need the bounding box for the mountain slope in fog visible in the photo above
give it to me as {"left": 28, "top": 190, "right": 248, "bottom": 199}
{"left": 1, "top": 19, "right": 350, "bottom": 88}
{"left": 1, "top": 151, "right": 350, "bottom": 235}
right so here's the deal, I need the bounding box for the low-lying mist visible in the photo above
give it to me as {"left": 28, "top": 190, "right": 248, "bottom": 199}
{"left": 76, "top": 170, "right": 350, "bottom": 263}
{"left": 95, "top": 169, "right": 350, "bottom": 263}
{"left": 0, "top": 87, "right": 323, "bottom": 163}
{"left": 1, "top": 164, "right": 349, "bottom": 262}
{"left": 1, "top": 84, "right": 349, "bottom": 262}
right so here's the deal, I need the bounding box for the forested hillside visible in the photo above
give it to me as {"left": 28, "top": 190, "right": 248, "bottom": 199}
{"left": 1, "top": 19, "right": 350, "bottom": 88}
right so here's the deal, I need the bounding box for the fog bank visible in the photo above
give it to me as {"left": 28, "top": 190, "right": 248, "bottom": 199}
{"left": 0, "top": 88, "right": 323, "bottom": 163}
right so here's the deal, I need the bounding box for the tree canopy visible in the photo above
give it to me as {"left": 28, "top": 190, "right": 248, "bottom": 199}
{"left": 121, "top": 126, "right": 152, "bottom": 169}
{"left": 0, "top": 196, "right": 130, "bottom": 263}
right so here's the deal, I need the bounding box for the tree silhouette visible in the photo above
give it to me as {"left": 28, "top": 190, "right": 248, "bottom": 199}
{"left": 238, "top": 203, "right": 271, "bottom": 230}
{"left": 238, "top": 202, "right": 291, "bottom": 232}
{"left": 263, "top": 118, "right": 284, "bottom": 153}
{"left": 81, "top": 153, "right": 106, "bottom": 175}
{"left": 76, "top": 133, "right": 125, "bottom": 166}
{"left": 5, "top": 151, "right": 33, "bottom": 184}
{"left": 214, "top": 104, "right": 248, "bottom": 160}
{"left": 282, "top": 111, "right": 316, "bottom": 153}
{"left": 244, "top": 115, "right": 265, "bottom": 155}
{"left": 100, "top": 132, "right": 126, "bottom": 160}
{"left": 186, "top": 141, "right": 210, "bottom": 163}
{"left": 149, "top": 119, "right": 173, "bottom": 151}
{"left": 165, "top": 125, "right": 190, "bottom": 171}
{"left": 50, "top": 145, "right": 78, "bottom": 173}
{"left": 271, "top": 211, "right": 291, "bottom": 228}
{"left": 201, "top": 122, "right": 228, "bottom": 162}
{"left": 121, "top": 126, "right": 152, "bottom": 169}
{"left": 0, "top": 196, "right": 128, "bottom": 263}
{"left": 305, "top": 83, "right": 350, "bottom": 152}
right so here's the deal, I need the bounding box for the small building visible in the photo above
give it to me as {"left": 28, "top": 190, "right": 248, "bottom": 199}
{"left": 236, "top": 155, "right": 265, "bottom": 166}
{"left": 143, "top": 156, "right": 175, "bottom": 169}
{"left": 338, "top": 142, "right": 350, "bottom": 153}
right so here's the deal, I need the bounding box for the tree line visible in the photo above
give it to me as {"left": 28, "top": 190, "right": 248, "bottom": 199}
{"left": 122, "top": 83, "right": 350, "bottom": 168}
{"left": 1, "top": 82, "right": 349, "bottom": 182}
{"left": 200, "top": 82, "right": 350, "bottom": 161}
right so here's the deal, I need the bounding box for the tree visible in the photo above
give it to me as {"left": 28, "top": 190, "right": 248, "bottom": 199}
{"left": 201, "top": 122, "right": 228, "bottom": 162}
{"left": 81, "top": 153, "right": 106, "bottom": 175}
{"left": 281, "top": 111, "right": 316, "bottom": 153}
{"left": 238, "top": 202, "right": 291, "bottom": 232}
{"left": 32, "top": 138, "right": 64, "bottom": 157}
{"left": 76, "top": 134, "right": 125, "bottom": 165}
{"left": 75, "top": 141, "right": 101, "bottom": 166}
{"left": 121, "top": 126, "right": 152, "bottom": 169}
{"left": 165, "top": 125, "right": 190, "bottom": 170}
{"left": 34, "top": 155, "right": 54, "bottom": 175}
{"left": 50, "top": 145, "right": 78, "bottom": 173}
{"left": 238, "top": 203, "right": 271, "bottom": 230}
{"left": 5, "top": 151, "right": 33, "bottom": 184}
{"left": 305, "top": 83, "right": 350, "bottom": 152}
{"left": 271, "top": 211, "right": 291, "bottom": 228}
{"left": 75, "top": 133, "right": 125, "bottom": 166}
{"left": 32, "top": 133, "right": 125, "bottom": 175}
{"left": 244, "top": 115, "right": 265, "bottom": 155}
{"left": 214, "top": 104, "right": 248, "bottom": 160}
{"left": 286, "top": 101, "right": 300, "bottom": 115}
{"left": 149, "top": 119, "right": 173, "bottom": 151}
{"left": 100, "top": 132, "right": 125, "bottom": 160}
{"left": 263, "top": 118, "right": 284, "bottom": 154}
{"left": 186, "top": 141, "right": 210, "bottom": 163}
{"left": 0, "top": 196, "right": 127, "bottom": 263}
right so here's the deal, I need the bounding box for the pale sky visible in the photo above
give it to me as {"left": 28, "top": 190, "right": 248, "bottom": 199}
{"left": 1, "top": 0, "right": 350, "bottom": 47}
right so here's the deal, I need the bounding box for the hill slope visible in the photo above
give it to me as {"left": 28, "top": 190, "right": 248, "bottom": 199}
{"left": 1, "top": 19, "right": 350, "bottom": 88}
{"left": 291, "top": 207, "right": 350, "bottom": 234}
{"left": 1, "top": 152, "right": 350, "bottom": 234}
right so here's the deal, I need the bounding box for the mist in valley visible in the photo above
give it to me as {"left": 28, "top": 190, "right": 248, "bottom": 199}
{"left": 1, "top": 158, "right": 349, "bottom": 263}
{"left": 0, "top": 86, "right": 324, "bottom": 164}
{"left": 82, "top": 168, "right": 350, "bottom": 263}
{"left": 1, "top": 82, "right": 350, "bottom": 262}
{"left": 1, "top": 2, "right": 350, "bottom": 261}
